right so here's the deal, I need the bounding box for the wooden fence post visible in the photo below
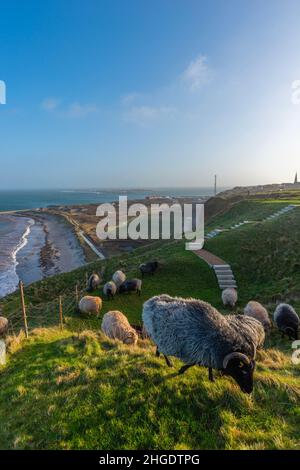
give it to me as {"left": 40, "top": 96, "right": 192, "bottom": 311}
{"left": 19, "top": 281, "right": 29, "bottom": 338}
{"left": 75, "top": 284, "right": 79, "bottom": 305}
{"left": 59, "top": 296, "right": 63, "bottom": 330}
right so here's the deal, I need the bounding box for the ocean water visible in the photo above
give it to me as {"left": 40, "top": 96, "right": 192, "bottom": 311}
{"left": 0, "top": 188, "right": 223, "bottom": 298}
{"left": 0, "top": 188, "right": 221, "bottom": 212}
{"left": 0, "top": 215, "right": 34, "bottom": 297}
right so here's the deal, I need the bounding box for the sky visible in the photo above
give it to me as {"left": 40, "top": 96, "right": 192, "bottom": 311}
{"left": 1, "top": 0, "right": 300, "bottom": 189}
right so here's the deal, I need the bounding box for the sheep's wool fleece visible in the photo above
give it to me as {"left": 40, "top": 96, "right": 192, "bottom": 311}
{"left": 142, "top": 295, "right": 264, "bottom": 369}
{"left": 101, "top": 310, "right": 137, "bottom": 345}
{"left": 244, "top": 301, "right": 271, "bottom": 330}
{"left": 112, "top": 271, "right": 126, "bottom": 287}
{"left": 79, "top": 296, "right": 102, "bottom": 315}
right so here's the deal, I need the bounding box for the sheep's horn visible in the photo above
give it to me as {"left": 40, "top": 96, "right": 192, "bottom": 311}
{"left": 223, "top": 352, "right": 250, "bottom": 369}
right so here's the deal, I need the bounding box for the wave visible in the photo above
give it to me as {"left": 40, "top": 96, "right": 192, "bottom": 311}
{"left": 0, "top": 217, "right": 34, "bottom": 298}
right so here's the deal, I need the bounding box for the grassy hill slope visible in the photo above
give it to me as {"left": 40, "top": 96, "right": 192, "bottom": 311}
{"left": 1, "top": 199, "right": 300, "bottom": 450}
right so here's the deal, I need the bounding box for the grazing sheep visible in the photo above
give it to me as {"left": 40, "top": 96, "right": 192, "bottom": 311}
{"left": 119, "top": 279, "right": 142, "bottom": 296}
{"left": 101, "top": 310, "right": 138, "bottom": 345}
{"left": 103, "top": 281, "right": 117, "bottom": 300}
{"left": 0, "top": 317, "right": 8, "bottom": 338}
{"left": 139, "top": 261, "right": 159, "bottom": 277}
{"left": 244, "top": 301, "right": 272, "bottom": 332}
{"left": 0, "top": 317, "right": 8, "bottom": 366}
{"left": 274, "top": 303, "right": 299, "bottom": 340}
{"left": 79, "top": 296, "right": 102, "bottom": 317}
{"left": 222, "top": 288, "right": 238, "bottom": 308}
{"left": 142, "top": 294, "right": 265, "bottom": 393}
{"left": 112, "top": 270, "right": 126, "bottom": 288}
{"left": 87, "top": 273, "right": 102, "bottom": 292}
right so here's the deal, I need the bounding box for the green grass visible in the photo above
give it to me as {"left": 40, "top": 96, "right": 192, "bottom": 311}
{"left": 206, "top": 200, "right": 294, "bottom": 231}
{"left": 1, "top": 198, "right": 300, "bottom": 450}
{"left": 205, "top": 206, "right": 300, "bottom": 311}
{"left": 0, "top": 328, "right": 300, "bottom": 450}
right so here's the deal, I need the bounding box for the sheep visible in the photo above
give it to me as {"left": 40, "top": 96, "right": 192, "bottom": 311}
{"left": 222, "top": 288, "right": 238, "bottom": 308}
{"left": 101, "top": 310, "right": 138, "bottom": 345}
{"left": 79, "top": 296, "right": 102, "bottom": 317}
{"left": 273, "top": 303, "right": 299, "bottom": 340}
{"left": 87, "top": 273, "right": 102, "bottom": 292}
{"left": 0, "top": 317, "right": 9, "bottom": 366}
{"left": 103, "top": 281, "right": 117, "bottom": 300}
{"left": 139, "top": 261, "right": 159, "bottom": 277}
{"left": 119, "top": 279, "right": 142, "bottom": 296}
{"left": 142, "top": 294, "right": 265, "bottom": 393}
{"left": 244, "top": 301, "right": 272, "bottom": 332}
{"left": 0, "top": 317, "right": 9, "bottom": 338}
{"left": 112, "top": 270, "right": 126, "bottom": 288}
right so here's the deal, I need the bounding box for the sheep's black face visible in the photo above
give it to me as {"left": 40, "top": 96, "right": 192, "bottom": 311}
{"left": 223, "top": 359, "right": 255, "bottom": 394}
{"left": 284, "top": 326, "right": 298, "bottom": 340}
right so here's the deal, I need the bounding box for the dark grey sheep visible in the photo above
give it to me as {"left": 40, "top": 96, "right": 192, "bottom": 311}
{"left": 87, "top": 273, "right": 102, "bottom": 292}
{"left": 273, "top": 303, "right": 299, "bottom": 340}
{"left": 139, "top": 261, "right": 159, "bottom": 277}
{"left": 119, "top": 279, "right": 142, "bottom": 296}
{"left": 142, "top": 294, "right": 265, "bottom": 394}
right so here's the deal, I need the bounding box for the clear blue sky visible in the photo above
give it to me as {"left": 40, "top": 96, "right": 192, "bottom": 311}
{"left": 1, "top": 0, "right": 300, "bottom": 189}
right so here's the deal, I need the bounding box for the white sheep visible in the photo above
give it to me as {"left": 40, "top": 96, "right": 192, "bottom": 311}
{"left": 222, "top": 288, "right": 238, "bottom": 308}
{"left": 103, "top": 281, "right": 117, "bottom": 299}
{"left": 112, "top": 270, "right": 126, "bottom": 288}
{"left": 79, "top": 296, "right": 102, "bottom": 317}
{"left": 101, "top": 310, "right": 138, "bottom": 345}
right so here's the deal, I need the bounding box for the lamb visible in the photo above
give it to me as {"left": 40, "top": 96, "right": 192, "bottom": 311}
{"left": 112, "top": 270, "right": 126, "bottom": 288}
{"left": 119, "top": 279, "right": 142, "bottom": 296}
{"left": 139, "top": 261, "right": 159, "bottom": 277}
{"left": 0, "top": 317, "right": 9, "bottom": 338}
{"left": 142, "top": 294, "right": 265, "bottom": 393}
{"left": 101, "top": 310, "right": 138, "bottom": 345}
{"left": 244, "top": 301, "right": 272, "bottom": 332}
{"left": 79, "top": 296, "right": 102, "bottom": 317}
{"left": 87, "top": 273, "right": 102, "bottom": 292}
{"left": 222, "top": 288, "right": 238, "bottom": 308}
{"left": 103, "top": 281, "right": 117, "bottom": 300}
{"left": 273, "top": 303, "right": 299, "bottom": 340}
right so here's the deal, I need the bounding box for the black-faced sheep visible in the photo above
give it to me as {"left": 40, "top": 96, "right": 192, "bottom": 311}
{"left": 103, "top": 281, "right": 117, "bottom": 300}
{"left": 139, "top": 261, "right": 159, "bottom": 277}
{"left": 112, "top": 270, "right": 126, "bottom": 288}
{"left": 142, "top": 294, "right": 265, "bottom": 394}
{"left": 222, "top": 288, "right": 238, "bottom": 308}
{"left": 244, "top": 301, "right": 272, "bottom": 332}
{"left": 119, "top": 279, "right": 142, "bottom": 296}
{"left": 101, "top": 310, "right": 138, "bottom": 345}
{"left": 273, "top": 303, "right": 299, "bottom": 340}
{"left": 87, "top": 273, "right": 102, "bottom": 292}
{"left": 79, "top": 296, "right": 102, "bottom": 317}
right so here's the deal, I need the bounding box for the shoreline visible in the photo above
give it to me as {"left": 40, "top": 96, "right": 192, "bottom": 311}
{"left": 3, "top": 210, "right": 87, "bottom": 294}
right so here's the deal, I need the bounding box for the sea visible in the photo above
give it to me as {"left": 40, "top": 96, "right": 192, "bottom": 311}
{"left": 0, "top": 188, "right": 222, "bottom": 298}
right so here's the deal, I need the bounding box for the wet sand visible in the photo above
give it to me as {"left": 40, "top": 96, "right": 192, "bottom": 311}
{"left": 15, "top": 211, "right": 86, "bottom": 286}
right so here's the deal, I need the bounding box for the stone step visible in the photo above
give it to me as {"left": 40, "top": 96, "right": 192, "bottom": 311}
{"left": 217, "top": 275, "right": 235, "bottom": 281}
{"left": 219, "top": 284, "right": 237, "bottom": 290}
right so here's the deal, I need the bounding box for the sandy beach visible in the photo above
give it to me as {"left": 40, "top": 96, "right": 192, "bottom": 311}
{"left": 14, "top": 211, "right": 86, "bottom": 288}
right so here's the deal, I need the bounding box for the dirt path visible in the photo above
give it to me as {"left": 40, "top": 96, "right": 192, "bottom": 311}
{"left": 193, "top": 248, "right": 227, "bottom": 266}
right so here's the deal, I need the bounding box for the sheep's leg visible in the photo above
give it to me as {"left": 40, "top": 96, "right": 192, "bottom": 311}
{"left": 178, "top": 363, "right": 195, "bottom": 375}
{"left": 163, "top": 355, "right": 173, "bottom": 367}
{"left": 208, "top": 367, "right": 215, "bottom": 382}
{"left": 155, "top": 346, "right": 160, "bottom": 357}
